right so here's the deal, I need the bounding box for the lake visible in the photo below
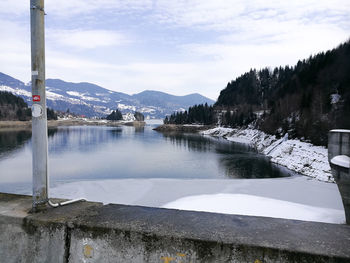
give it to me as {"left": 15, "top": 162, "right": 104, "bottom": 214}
{"left": 0, "top": 121, "right": 289, "bottom": 187}
{"left": 0, "top": 121, "right": 344, "bottom": 223}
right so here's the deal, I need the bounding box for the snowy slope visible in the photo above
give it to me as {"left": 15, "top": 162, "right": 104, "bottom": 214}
{"left": 0, "top": 72, "right": 214, "bottom": 118}
{"left": 202, "top": 127, "right": 333, "bottom": 182}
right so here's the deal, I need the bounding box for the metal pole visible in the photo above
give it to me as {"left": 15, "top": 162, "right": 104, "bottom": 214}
{"left": 30, "top": 0, "right": 48, "bottom": 210}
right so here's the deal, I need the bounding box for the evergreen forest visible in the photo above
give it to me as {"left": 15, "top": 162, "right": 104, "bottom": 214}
{"left": 164, "top": 103, "right": 215, "bottom": 125}
{"left": 165, "top": 40, "right": 350, "bottom": 146}
{"left": 106, "top": 109, "right": 123, "bottom": 121}
{"left": 0, "top": 91, "right": 57, "bottom": 121}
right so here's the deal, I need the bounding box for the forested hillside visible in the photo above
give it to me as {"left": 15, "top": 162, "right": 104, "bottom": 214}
{"left": 167, "top": 40, "right": 350, "bottom": 146}
{"left": 0, "top": 91, "right": 57, "bottom": 121}
{"left": 0, "top": 91, "right": 31, "bottom": 121}
{"left": 164, "top": 104, "right": 215, "bottom": 125}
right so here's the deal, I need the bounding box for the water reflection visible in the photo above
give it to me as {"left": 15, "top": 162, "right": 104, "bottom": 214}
{"left": 134, "top": 126, "right": 145, "bottom": 133}
{"left": 48, "top": 126, "right": 122, "bottom": 154}
{"left": 219, "top": 155, "right": 288, "bottom": 179}
{"left": 161, "top": 132, "right": 215, "bottom": 152}
{"left": 160, "top": 132, "right": 288, "bottom": 179}
{"left": 48, "top": 128, "right": 58, "bottom": 137}
{"left": 0, "top": 130, "right": 31, "bottom": 158}
{"left": 0, "top": 128, "right": 58, "bottom": 159}
{"left": 0, "top": 125, "right": 290, "bottom": 189}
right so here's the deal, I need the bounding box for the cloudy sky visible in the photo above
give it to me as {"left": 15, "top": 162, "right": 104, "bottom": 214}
{"left": 0, "top": 0, "right": 349, "bottom": 99}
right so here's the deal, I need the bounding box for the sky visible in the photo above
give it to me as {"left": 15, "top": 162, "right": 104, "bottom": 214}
{"left": 0, "top": 0, "right": 349, "bottom": 100}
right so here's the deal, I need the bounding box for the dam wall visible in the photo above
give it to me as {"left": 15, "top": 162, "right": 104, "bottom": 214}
{"left": 1, "top": 193, "right": 350, "bottom": 263}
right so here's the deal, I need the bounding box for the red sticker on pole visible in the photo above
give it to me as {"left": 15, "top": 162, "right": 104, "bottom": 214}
{"left": 32, "top": 95, "right": 41, "bottom": 102}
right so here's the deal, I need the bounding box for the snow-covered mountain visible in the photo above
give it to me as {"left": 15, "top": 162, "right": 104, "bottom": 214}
{"left": 0, "top": 73, "right": 214, "bottom": 118}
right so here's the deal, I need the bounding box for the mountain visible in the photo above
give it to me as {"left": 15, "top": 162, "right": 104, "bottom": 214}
{"left": 167, "top": 40, "right": 350, "bottom": 146}
{"left": 0, "top": 74, "right": 214, "bottom": 118}
{"left": 132, "top": 90, "right": 212, "bottom": 111}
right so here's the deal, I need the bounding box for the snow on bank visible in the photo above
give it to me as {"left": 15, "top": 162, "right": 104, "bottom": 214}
{"left": 202, "top": 127, "right": 333, "bottom": 182}
{"left": 163, "top": 193, "right": 344, "bottom": 224}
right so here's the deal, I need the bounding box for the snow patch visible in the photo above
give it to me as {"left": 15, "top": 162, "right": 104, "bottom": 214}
{"left": 202, "top": 127, "right": 234, "bottom": 137}
{"left": 123, "top": 112, "right": 136, "bottom": 121}
{"left": 0, "top": 85, "right": 31, "bottom": 97}
{"left": 140, "top": 107, "right": 156, "bottom": 113}
{"left": 45, "top": 91, "right": 90, "bottom": 105}
{"left": 330, "top": 129, "right": 350, "bottom": 133}
{"left": 163, "top": 193, "right": 344, "bottom": 224}
{"left": 66, "top": 91, "right": 101, "bottom": 102}
{"left": 330, "top": 93, "right": 341, "bottom": 104}
{"left": 267, "top": 139, "right": 332, "bottom": 182}
{"left": 93, "top": 105, "right": 111, "bottom": 115}
{"left": 117, "top": 103, "right": 136, "bottom": 111}
{"left": 331, "top": 155, "right": 350, "bottom": 169}
{"left": 46, "top": 91, "right": 64, "bottom": 100}
{"left": 66, "top": 91, "right": 81, "bottom": 97}
{"left": 202, "top": 127, "right": 333, "bottom": 182}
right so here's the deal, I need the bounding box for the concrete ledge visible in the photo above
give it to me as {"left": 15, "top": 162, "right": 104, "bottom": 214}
{"left": 1, "top": 193, "right": 350, "bottom": 262}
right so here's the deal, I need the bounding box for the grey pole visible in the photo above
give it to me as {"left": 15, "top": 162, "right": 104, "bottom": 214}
{"left": 30, "top": 0, "right": 48, "bottom": 210}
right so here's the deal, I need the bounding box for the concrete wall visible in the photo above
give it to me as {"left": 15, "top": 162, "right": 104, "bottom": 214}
{"left": 1, "top": 193, "right": 350, "bottom": 263}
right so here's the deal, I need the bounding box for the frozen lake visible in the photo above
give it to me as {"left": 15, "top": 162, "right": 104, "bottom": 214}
{"left": 0, "top": 121, "right": 345, "bottom": 223}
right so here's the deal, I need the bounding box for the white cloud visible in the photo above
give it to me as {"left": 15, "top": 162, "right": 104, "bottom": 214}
{"left": 44, "top": 49, "right": 223, "bottom": 99}
{"left": 0, "top": 0, "right": 349, "bottom": 100}
{"left": 45, "top": 0, "right": 153, "bottom": 17}
{"left": 153, "top": 0, "right": 246, "bottom": 29}
{"left": 151, "top": 0, "right": 350, "bottom": 31}
{"left": 0, "top": 0, "right": 27, "bottom": 15}
{"left": 0, "top": 0, "right": 153, "bottom": 16}
{"left": 177, "top": 22, "right": 348, "bottom": 99}
{"left": 0, "top": 19, "right": 30, "bottom": 81}
{"left": 47, "top": 29, "right": 129, "bottom": 49}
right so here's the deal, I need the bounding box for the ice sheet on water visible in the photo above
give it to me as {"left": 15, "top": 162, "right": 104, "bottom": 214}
{"left": 163, "top": 193, "right": 345, "bottom": 224}
{"left": 50, "top": 176, "right": 345, "bottom": 224}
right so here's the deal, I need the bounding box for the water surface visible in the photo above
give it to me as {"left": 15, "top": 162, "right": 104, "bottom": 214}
{"left": 0, "top": 122, "right": 290, "bottom": 194}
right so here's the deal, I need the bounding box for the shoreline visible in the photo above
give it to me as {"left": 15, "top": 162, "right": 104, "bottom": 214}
{"left": 153, "top": 124, "right": 214, "bottom": 133}
{"left": 0, "top": 119, "right": 146, "bottom": 130}
{"left": 1, "top": 121, "right": 334, "bottom": 183}
{"left": 201, "top": 127, "right": 333, "bottom": 183}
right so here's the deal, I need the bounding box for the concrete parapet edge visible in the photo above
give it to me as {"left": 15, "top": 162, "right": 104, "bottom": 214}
{"left": 0, "top": 193, "right": 349, "bottom": 263}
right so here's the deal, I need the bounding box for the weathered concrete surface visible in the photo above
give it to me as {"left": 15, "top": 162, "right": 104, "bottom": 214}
{"left": 1, "top": 193, "right": 350, "bottom": 263}
{"left": 0, "top": 193, "right": 102, "bottom": 263}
